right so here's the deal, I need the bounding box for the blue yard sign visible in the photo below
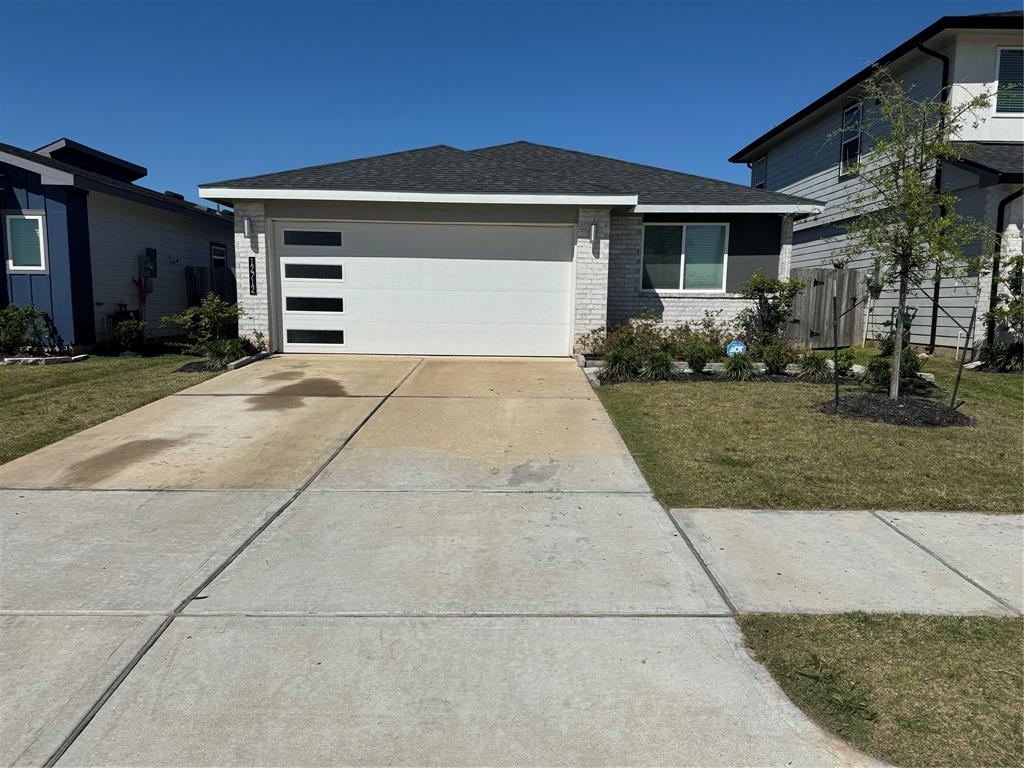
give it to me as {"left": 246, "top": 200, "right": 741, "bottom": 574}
{"left": 726, "top": 340, "right": 747, "bottom": 357}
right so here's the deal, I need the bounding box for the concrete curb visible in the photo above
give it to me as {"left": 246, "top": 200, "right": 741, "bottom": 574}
{"left": 226, "top": 351, "right": 271, "bottom": 371}
{"left": 1, "top": 354, "right": 89, "bottom": 366}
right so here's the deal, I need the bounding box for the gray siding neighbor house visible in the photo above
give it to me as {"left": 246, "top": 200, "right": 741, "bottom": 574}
{"left": 1, "top": 139, "right": 234, "bottom": 348}
{"left": 730, "top": 11, "right": 1024, "bottom": 353}
{"left": 198, "top": 142, "right": 821, "bottom": 356}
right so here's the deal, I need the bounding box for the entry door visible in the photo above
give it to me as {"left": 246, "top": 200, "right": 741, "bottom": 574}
{"left": 274, "top": 220, "right": 574, "bottom": 355}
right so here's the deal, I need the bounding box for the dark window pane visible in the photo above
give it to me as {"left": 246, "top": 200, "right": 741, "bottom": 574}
{"left": 642, "top": 226, "right": 682, "bottom": 290}
{"left": 841, "top": 137, "right": 860, "bottom": 174}
{"left": 287, "top": 329, "right": 345, "bottom": 344}
{"left": 997, "top": 48, "right": 1024, "bottom": 113}
{"left": 284, "top": 263, "right": 344, "bottom": 279}
{"left": 284, "top": 230, "right": 342, "bottom": 247}
{"left": 286, "top": 296, "right": 345, "bottom": 312}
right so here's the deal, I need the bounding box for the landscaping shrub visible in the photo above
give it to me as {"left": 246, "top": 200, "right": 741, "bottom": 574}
{"left": 113, "top": 318, "right": 146, "bottom": 353}
{"left": 735, "top": 270, "right": 805, "bottom": 356}
{"left": 575, "top": 326, "right": 609, "bottom": 357}
{"left": 980, "top": 341, "right": 1023, "bottom": 372}
{"left": 162, "top": 293, "right": 241, "bottom": 348}
{"left": 835, "top": 347, "right": 857, "bottom": 377}
{"left": 721, "top": 352, "right": 757, "bottom": 381}
{"left": 762, "top": 341, "right": 797, "bottom": 375}
{"left": 199, "top": 336, "right": 262, "bottom": 370}
{"left": 0, "top": 304, "right": 64, "bottom": 356}
{"left": 865, "top": 347, "right": 924, "bottom": 387}
{"left": 693, "top": 310, "right": 733, "bottom": 357}
{"left": 639, "top": 349, "right": 676, "bottom": 381}
{"left": 681, "top": 336, "right": 716, "bottom": 373}
{"left": 796, "top": 351, "right": 832, "bottom": 382}
{"left": 599, "top": 344, "right": 644, "bottom": 381}
{"left": 877, "top": 327, "right": 912, "bottom": 357}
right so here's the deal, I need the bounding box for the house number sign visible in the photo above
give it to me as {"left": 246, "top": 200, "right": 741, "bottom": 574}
{"left": 248, "top": 257, "right": 257, "bottom": 296}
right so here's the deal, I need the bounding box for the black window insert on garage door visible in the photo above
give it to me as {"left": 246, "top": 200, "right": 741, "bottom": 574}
{"left": 286, "top": 329, "right": 345, "bottom": 344}
{"left": 284, "top": 263, "right": 344, "bottom": 280}
{"left": 283, "top": 230, "right": 342, "bottom": 247}
{"left": 286, "top": 296, "right": 345, "bottom": 312}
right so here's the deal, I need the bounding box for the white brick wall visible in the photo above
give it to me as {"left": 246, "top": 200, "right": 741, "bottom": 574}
{"left": 573, "top": 207, "right": 611, "bottom": 344}
{"left": 606, "top": 212, "right": 752, "bottom": 329}
{"left": 233, "top": 202, "right": 272, "bottom": 343}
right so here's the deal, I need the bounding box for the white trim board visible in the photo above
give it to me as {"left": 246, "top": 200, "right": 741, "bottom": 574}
{"left": 634, "top": 204, "right": 822, "bottom": 214}
{"left": 199, "top": 188, "right": 638, "bottom": 206}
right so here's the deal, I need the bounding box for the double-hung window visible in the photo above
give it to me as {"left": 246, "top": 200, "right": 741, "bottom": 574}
{"left": 996, "top": 47, "right": 1023, "bottom": 114}
{"left": 210, "top": 242, "right": 227, "bottom": 269}
{"left": 840, "top": 103, "right": 862, "bottom": 176}
{"left": 641, "top": 223, "right": 729, "bottom": 292}
{"left": 4, "top": 213, "right": 47, "bottom": 273}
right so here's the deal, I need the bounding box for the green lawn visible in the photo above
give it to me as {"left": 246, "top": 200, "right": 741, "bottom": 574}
{"left": 0, "top": 355, "right": 219, "bottom": 465}
{"left": 597, "top": 354, "right": 1023, "bottom": 513}
{"left": 739, "top": 614, "right": 1024, "bottom": 768}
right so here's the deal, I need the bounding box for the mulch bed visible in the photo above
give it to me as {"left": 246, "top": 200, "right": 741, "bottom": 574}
{"left": 818, "top": 392, "right": 972, "bottom": 427}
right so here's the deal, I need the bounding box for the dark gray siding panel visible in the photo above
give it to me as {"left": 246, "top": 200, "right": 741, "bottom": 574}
{"left": 725, "top": 254, "right": 780, "bottom": 292}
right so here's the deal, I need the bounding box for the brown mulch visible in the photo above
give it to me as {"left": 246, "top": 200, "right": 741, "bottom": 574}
{"left": 818, "top": 392, "right": 973, "bottom": 427}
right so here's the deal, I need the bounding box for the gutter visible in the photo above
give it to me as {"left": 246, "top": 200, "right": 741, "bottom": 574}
{"left": 985, "top": 186, "right": 1024, "bottom": 346}
{"left": 917, "top": 42, "right": 950, "bottom": 354}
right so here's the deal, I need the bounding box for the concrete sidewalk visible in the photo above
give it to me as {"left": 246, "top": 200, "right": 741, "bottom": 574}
{"left": 675, "top": 509, "right": 1023, "bottom": 616}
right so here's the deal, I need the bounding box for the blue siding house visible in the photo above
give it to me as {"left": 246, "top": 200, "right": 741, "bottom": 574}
{"left": 1, "top": 139, "right": 234, "bottom": 348}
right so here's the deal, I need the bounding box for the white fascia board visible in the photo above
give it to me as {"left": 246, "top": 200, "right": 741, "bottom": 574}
{"left": 0, "top": 152, "right": 75, "bottom": 186}
{"left": 198, "top": 187, "right": 638, "bottom": 206}
{"left": 633, "top": 203, "right": 822, "bottom": 214}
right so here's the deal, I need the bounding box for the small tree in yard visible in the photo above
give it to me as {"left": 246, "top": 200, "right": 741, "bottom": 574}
{"left": 735, "top": 270, "right": 805, "bottom": 354}
{"left": 838, "top": 67, "right": 993, "bottom": 400}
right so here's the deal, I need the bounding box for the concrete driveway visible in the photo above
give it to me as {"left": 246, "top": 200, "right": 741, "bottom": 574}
{"left": 0, "top": 356, "right": 875, "bottom": 766}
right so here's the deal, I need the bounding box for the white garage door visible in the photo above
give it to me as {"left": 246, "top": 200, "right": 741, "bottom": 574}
{"left": 274, "top": 220, "right": 574, "bottom": 356}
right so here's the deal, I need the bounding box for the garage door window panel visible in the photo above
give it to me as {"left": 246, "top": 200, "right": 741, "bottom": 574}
{"left": 285, "top": 297, "right": 345, "bottom": 313}
{"left": 286, "top": 329, "right": 345, "bottom": 345}
{"left": 284, "top": 263, "right": 345, "bottom": 280}
{"left": 283, "top": 230, "right": 343, "bottom": 247}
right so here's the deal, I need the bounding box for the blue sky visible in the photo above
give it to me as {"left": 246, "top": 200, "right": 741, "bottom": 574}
{"left": 0, "top": 0, "right": 1007, "bottom": 203}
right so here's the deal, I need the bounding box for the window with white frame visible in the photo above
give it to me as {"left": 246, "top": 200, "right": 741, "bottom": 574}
{"left": 641, "top": 223, "right": 728, "bottom": 292}
{"left": 752, "top": 156, "right": 767, "bottom": 189}
{"left": 996, "top": 47, "right": 1023, "bottom": 114}
{"left": 210, "top": 242, "right": 227, "bottom": 268}
{"left": 4, "top": 213, "right": 47, "bottom": 272}
{"left": 840, "top": 103, "right": 862, "bottom": 176}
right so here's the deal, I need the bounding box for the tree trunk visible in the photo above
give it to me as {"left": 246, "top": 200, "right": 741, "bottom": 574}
{"left": 889, "top": 271, "right": 909, "bottom": 400}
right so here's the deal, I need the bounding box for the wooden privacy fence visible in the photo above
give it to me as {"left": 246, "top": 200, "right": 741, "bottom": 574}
{"left": 785, "top": 267, "right": 865, "bottom": 349}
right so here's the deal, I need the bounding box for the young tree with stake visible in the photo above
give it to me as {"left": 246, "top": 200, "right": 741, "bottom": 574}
{"left": 837, "top": 67, "right": 993, "bottom": 400}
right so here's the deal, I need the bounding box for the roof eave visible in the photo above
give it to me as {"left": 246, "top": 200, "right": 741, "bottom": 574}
{"left": 197, "top": 187, "right": 639, "bottom": 206}
{"left": 729, "top": 13, "right": 1024, "bottom": 163}
{"left": 633, "top": 203, "right": 823, "bottom": 215}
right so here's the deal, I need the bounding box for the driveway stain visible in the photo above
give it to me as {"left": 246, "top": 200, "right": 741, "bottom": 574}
{"left": 244, "top": 378, "right": 349, "bottom": 410}
{"left": 507, "top": 459, "right": 559, "bottom": 487}
{"left": 60, "top": 438, "right": 182, "bottom": 486}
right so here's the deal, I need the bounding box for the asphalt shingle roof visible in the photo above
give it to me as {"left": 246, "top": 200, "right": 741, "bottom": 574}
{"left": 0, "top": 142, "right": 231, "bottom": 222}
{"left": 202, "top": 141, "right": 821, "bottom": 207}
{"left": 950, "top": 141, "right": 1024, "bottom": 182}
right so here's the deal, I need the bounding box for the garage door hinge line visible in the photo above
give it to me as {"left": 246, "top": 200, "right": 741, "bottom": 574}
{"left": 42, "top": 358, "right": 426, "bottom": 767}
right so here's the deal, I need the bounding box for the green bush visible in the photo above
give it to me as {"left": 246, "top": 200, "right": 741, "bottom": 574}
{"left": 113, "top": 318, "right": 146, "bottom": 353}
{"left": 639, "top": 349, "right": 676, "bottom": 381}
{"left": 575, "top": 326, "right": 609, "bottom": 357}
{"left": 722, "top": 352, "right": 757, "bottom": 381}
{"left": 681, "top": 336, "right": 716, "bottom": 373}
{"left": 0, "top": 304, "right": 63, "bottom": 356}
{"left": 762, "top": 341, "right": 797, "bottom": 375}
{"left": 796, "top": 351, "right": 832, "bottom": 382}
{"left": 865, "top": 348, "right": 924, "bottom": 387}
{"left": 599, "top": 344, "right": 644, "bottom": 381}
{"left": 735, "top": 270, "right": 805, "bottom": 355}
{"left": 980, "top": 341, "right": 1024, "bottom": 372}
{"left": 877, "top": 327, "right": 912, "bottom": 357}
{"left": 198, "top": 336, "right": 261, "bottom": 369}
{"left": 835, "top": 347, "right": 857, "bottom": 376}
{"left": 162, "top": 293, "right": 241, "bottom": 348}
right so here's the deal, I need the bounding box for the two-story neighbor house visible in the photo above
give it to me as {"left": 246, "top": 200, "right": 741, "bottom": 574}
{"left": 1, "top": 139, "right": 234, "bottom": 349}
{"left": 730, "top": 11, "right": 1024, "bottom": 353}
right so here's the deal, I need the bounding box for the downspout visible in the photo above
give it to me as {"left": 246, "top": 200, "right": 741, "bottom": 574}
{"left": 917, "top": 43, "right": 950, "bottom": 354}
{"left": 985, "top": 186, "right": 1024, "bottom": 345}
